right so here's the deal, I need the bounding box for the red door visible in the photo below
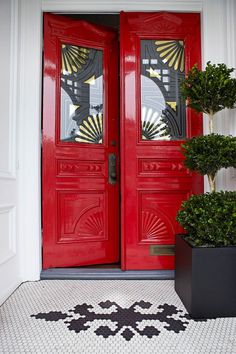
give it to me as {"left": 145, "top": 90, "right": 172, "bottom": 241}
{"left": 120, "top": 12, "right": 203, "bottom": 270}
{"left": 42, "top": 14, "right": 119, "bottom": 268}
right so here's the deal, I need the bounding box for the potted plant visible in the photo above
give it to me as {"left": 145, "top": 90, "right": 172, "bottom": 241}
{"left": 175, "top": 62, "right": 236, "bottom": 319}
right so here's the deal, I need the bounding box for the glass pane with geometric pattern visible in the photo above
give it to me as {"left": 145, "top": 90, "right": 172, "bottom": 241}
{"left": 60, "top": 44, "right": 103, "bottom": 144}
{"left": 140, "top": 40, "right": 186, "bottom": 141}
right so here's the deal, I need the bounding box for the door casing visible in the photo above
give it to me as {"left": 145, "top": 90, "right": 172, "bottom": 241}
{"left": 42, "top": 13, "right": 201, "bottom": 270}
{"left": 14, "top": 0, "right": 233, "bottom": 280}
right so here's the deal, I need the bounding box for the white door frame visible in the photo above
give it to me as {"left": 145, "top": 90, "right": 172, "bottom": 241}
{"left": 17, "top": 0, "right": 236, "bottom": 281}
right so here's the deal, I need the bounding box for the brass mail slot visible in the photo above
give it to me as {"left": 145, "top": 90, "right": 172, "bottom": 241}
{"left": 150, "top": 245, "right": 175, "bottom": 256}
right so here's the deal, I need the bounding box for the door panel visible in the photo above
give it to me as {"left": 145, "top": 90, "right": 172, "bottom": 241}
{"left": 120, "top": 12, "right": 203, "bottom": 270}
{"left": 43, "top": 14, "right": 119, "bottom": 268}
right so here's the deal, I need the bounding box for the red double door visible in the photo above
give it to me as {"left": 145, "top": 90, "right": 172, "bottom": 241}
{"left": 42, "top": 12, "right": 202, "bottom": 270}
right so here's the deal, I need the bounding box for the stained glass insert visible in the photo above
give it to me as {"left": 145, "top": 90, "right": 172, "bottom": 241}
{"left": 140, "top": 40, "right": 186, "bottom": 141}
{"left": 60, "top": 44, "right": 103, "bottom": 144}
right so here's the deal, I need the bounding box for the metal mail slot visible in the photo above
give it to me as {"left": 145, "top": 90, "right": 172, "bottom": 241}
{"left": 150, "top": 245, "right": 175, "bottom": 256}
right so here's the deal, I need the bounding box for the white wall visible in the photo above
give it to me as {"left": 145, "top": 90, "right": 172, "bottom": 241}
{"left": 202, "top": 0, "right": 236, "bottom": 191}
{"left": 0, "top": 0, "right": 234, "bottom": 297}
{"left": 0, "top": 0, "right": 21, "bottom": 304}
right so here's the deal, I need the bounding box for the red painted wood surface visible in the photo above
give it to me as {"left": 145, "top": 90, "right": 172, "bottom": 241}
{"left": 120, "top": 12, "right": 203, "bottom": 270}
{"left": 42, "top": 14, "right": 119, "bottom": 268}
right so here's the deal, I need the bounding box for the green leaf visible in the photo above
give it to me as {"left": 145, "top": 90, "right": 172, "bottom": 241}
{"left": 176, "top": 192, "right": 236, "bottom": 247}
{"left": 181, "top": 134, "right": 236, "bottom": 176}
{"left": 181, "top": 62, "right": 236, "bottom": 115}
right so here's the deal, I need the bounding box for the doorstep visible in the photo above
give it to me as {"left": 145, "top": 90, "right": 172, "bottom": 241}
{"left": 41, "top": 268, "right": 174, "bottom": 280}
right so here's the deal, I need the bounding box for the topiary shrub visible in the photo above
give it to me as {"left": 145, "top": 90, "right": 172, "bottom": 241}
{"left": 181, "top": 134, "right": 236, "bottom": 192}
{"left": 181, "top": 61, "right": 236, "bottom": 133}
{"left": 180, "top": 61, "right": 236, "bottom": 192}
{"left": 176, "top": 191, "right": 236, "bottom": 247}
{"left": 176, "top": 62, "right": 236, "bottom": 247}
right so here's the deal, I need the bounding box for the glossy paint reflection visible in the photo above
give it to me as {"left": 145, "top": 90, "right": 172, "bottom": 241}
{"left": 42, "top": 14, "right": 119, "bottom": 269}
{"left": 120, "top": 12, "right": 203, "bottom": 270}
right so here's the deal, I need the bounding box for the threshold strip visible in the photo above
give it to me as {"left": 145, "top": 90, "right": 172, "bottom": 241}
{"left": 41, "top": 268, "right": 174, "bottom": 280}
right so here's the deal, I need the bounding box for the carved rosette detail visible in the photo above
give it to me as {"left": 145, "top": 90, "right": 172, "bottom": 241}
{"left": 127, "top": 17, "right": 178, "bottom": 33}
{"left": 82, "top": 211, "right": 104, "bottom": 236}
{"left": 142, "top": 211, "right": 169, "bottom": 241}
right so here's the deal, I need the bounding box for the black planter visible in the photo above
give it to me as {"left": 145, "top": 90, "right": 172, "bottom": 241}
{"left": 175, "top": 234, "right": 236, "bottom": 319}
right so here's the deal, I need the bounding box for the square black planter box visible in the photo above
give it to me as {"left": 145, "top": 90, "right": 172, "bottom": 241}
{"left": 175, "top": 234, "right": 236, "bottom": 319}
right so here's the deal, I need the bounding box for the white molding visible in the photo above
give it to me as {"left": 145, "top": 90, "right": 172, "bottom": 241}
{"left": 226, "top": 0, "right": 236, "bottom": 70}
{"left": 225, "top": 0, "right": 236, "bottom": 137}
{"left": 225, "top": 0, "right": 236, "bottom": 190}
{"left": 201, "top": 0, "right": 236, "bottom": 191}
{"left": 8, "top": 0, "right": 18, "bottom": 180}
{"left": 42, "top": 0, "right": 203, "bottom": 12}
{"left": 19, "top": 0, "right": 204, "bottom": 282}
{"left": 0, "top": 0, "right": 19, "bottom": 180}
{"left": 0, "top": 171, "right": 16, "bottom": 180}
{"left": 0, "top": 205, "right": 16, "bottom": 265}
{"left": 18, "top": 0, "right": 42, "bottom": 281}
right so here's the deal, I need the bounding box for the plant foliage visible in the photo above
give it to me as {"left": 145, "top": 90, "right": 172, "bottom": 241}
{"left": 176, "top": 192, "right": 236, "bottom": 247}
{"left": 181, "top": 134, "right": 236, "bottom": 177}
{"left": 177, "top": 62, "right": 236, "bottom": 246}
{"left": 181, "top": 61, "right": 236, "bottom": 115}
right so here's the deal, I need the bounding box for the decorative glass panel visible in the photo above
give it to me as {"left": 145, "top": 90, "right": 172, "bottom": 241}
{"left": 60, "top": 44, "right": 103, "bottom": 143}
{"left": 140, "top": 40, "right": 186, "bottom": 140}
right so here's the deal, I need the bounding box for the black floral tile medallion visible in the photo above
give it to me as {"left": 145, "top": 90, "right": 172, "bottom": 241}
{"left": 31, "top": 301, "right": 206, "bottom": 341}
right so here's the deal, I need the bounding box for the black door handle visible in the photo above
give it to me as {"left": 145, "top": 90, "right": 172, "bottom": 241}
{"left": 108, "top": 153, "right": 117, "bottom": 184}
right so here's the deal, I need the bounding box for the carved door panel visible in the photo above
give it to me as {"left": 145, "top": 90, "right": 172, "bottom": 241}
{"left": 120, "top": 12, "right": 203, "bottom": 270}
{"left": 42, "top": 14, "right": 119, "bottom": 268}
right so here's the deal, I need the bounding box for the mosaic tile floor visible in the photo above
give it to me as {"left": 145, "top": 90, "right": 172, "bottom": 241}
{"left": 0, "top": 280, "right": 236, "bottom": 353}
